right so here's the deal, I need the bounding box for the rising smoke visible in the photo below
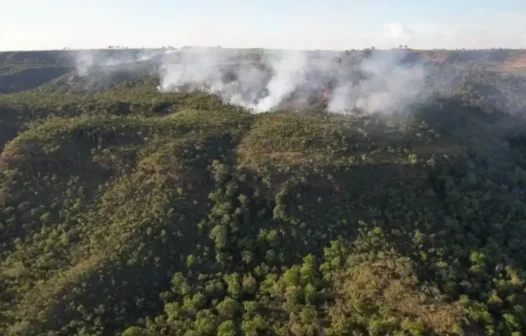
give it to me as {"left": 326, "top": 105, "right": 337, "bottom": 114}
{"left": 72, "top": 49, "right": 163, "bottom": 76}
{"left": 73, "top": 47, "right": 441, "bottom": 115}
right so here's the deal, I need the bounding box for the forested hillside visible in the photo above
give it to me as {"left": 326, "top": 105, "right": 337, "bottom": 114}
{"left": 1, "top": 48, "right": 526, "bottom": 336}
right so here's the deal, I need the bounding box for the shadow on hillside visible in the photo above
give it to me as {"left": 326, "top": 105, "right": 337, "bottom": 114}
{"left": 268, "top": 161, "right": 446, "bottom": 258}
{"left": 416, "top": 96, "right": 526, "bottom": 140}
{"left": 0, "top": 66, "right": 72, "bottom": 93}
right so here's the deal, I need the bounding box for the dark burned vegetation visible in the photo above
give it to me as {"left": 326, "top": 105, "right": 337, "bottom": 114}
{"left": 1, "top": 49, "right": 526, "bottom": 336}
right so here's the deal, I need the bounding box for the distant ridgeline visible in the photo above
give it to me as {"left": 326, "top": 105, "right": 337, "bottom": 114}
{"left": 0, "top": 49, "right": 526, "bottom": 335}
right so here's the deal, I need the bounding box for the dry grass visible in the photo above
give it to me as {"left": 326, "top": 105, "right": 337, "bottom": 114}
{"left": 333, "top": 254, "right": 466, "bottom": 334}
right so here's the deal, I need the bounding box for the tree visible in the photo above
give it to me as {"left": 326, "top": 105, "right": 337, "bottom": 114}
{"left": 242, "top": 274, "right": 257, "bottom": 295}
{"left": 216, "top": 297, "right": 239, "bottom": 320}
{"left": 193, "top": 310, "right": 219, "bottom": 335}
{"left": 224, "top": 273, "right": 242, "bottom": 299}
{"left": 217, "top": 320, "right": 237, "bottom": 336}
{"left": 121, "top": 326, "right": 146, "bottom": 336}
{"left": 304, "top": 283, "right": 317, "bottom": 305}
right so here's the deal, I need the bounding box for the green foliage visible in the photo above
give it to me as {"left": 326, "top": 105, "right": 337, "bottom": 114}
{"left": 1, "top": 49, "right": 526, "bottom": 336}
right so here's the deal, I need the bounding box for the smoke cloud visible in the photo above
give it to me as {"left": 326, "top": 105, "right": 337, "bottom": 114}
{"left": 72, "top": 47, "right": 444, "bottom": 115}
{"left": 332, "top": 51, "right": 427, "bottom": 113}
{"left": 72, "top": 49, "right": 164, "bottom": 76}
{"left": 157, "top": 48, "right": 434, "bottom": 115}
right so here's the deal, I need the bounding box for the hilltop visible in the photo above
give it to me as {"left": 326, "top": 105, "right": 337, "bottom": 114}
{"left": 1, "top": 48, "right": 526, "bottom": 335}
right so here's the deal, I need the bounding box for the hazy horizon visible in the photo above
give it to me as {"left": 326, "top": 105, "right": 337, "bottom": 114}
{"left": 1, "top": 0, "right": 526, "bottom": 51}
{"left": 2, "top": 46, "right": 526, "bottom": 53}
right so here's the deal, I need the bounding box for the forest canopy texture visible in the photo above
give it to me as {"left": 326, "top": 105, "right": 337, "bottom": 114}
{"left": 1, "top": 48, "right": 526, "bottom": 336}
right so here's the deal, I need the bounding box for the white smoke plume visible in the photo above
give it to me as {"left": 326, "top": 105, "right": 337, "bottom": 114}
{"left": 328, "top": 51, "right": 428, "bottom": 114}
{"left": 73, "top": 47, "right": 442, "bottom": 115}
{"left": 249, "top": 50, "right": 308, "bottom": 112}
{"left": 157, "top": 48, "right": 313, "bottom": 112}
{"left": 157, "top": 48, "right": 434, "bottom": 115}
{"left": 72, "top": 49, "right": 164, "bottom": 76}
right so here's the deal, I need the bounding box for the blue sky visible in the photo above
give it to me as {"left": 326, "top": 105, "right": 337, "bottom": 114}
{"left": 1, "top": 0, "right": 525, "bottom": 50}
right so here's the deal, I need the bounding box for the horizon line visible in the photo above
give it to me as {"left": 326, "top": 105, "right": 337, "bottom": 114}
{"left": 1, "top": 46, "right": 526, "bottom": 53}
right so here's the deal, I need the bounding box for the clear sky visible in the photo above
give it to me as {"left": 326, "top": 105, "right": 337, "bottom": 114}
{"left": 1, "top": 0, "right": 525, "bottom": 51}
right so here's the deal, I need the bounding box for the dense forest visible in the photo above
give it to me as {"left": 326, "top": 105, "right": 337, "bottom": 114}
{"left": 1, "top": 48, "right": 526, "bottom": 335}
